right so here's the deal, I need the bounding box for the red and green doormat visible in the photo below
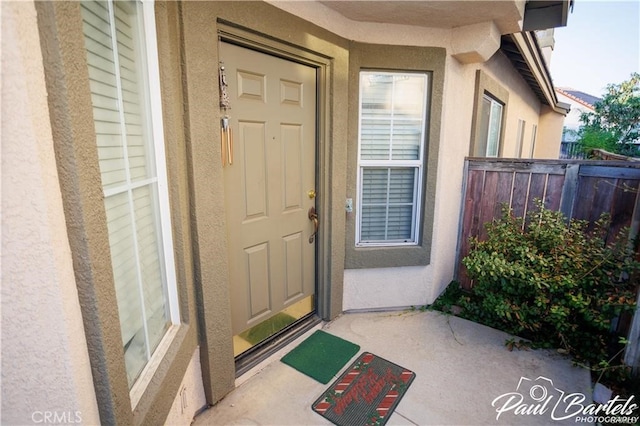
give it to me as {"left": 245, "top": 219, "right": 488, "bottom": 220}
{"left": 312, "top": 352, "right": 416, "bottom": 426}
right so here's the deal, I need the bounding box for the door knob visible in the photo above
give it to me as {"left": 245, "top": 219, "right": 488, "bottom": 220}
{"left": 308, "top": 206, "right": 318, "bottom": 243}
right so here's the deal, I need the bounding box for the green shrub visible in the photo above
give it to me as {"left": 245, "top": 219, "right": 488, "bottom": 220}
{"left": 460, "top": 200, "right": 638, "bottom": 368}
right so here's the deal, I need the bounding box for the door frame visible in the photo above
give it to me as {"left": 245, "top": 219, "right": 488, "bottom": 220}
{"left": 217, "top": 22, "right": 333, "bottom": 322}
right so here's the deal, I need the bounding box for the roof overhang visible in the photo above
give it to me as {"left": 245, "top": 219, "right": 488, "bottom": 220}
{"left": 522, "top": 0, "right": 572, "bottom": 31}
{"left": 501, "top": 32, "right": 570, "bottom": 114}
{"left": 318, "top": 0, "right": 526, "bottom": 34}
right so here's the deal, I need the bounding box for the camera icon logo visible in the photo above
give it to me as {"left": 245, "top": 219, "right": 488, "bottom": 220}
{"left": 516, "top": 376, "right": 565, "bottom": 409}
{"left": 492, "top": 376, "right": 566, "bottom": 421}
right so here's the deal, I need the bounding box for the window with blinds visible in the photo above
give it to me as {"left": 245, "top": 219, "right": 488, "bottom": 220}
{"left": 480, "top": 94, "right": 503, "bottom": 157}
{"left": 357, "top": 72, "right": 428, "bottom": 246}
{"left": 81, "top": 0, "right": 178, "bottom": 388}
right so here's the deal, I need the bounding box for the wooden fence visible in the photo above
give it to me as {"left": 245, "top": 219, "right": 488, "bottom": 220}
{"left": 455, "top": 158, "right": 640, "bottom": 290}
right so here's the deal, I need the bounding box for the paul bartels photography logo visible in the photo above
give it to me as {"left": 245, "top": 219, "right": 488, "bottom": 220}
{"left": 492, "top": 376, "right": 638, "bottom": 424}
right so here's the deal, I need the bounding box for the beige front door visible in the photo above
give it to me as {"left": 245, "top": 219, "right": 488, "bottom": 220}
{"left": 220, "top": 42, "right": 317, "bottom": 356}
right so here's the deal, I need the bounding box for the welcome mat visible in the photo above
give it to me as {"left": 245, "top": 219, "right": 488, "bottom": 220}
{"left": 312, "top": 352, "right": 416, "bottom": 426}
{"left": 281, "top": 330, "right": 360, "bottom": 384}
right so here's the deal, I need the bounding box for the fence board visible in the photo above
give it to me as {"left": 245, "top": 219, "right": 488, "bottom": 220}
{"left": 610, "top": 179, "right": 640, "bottom": 242}
{"left": 580, "top": 165, "right": 640, "bottom": 180}
{"left": 526, "top": 173, "right": 547, "bottom": 214}
{"left": 572, "top": 176, "right": 599, "bottom": 222}
{"left": 545, "top": 174, "right": 565, "bottom": 211}
{"left": 511, "top": 172, "right": 530, "bottom": 218}
{"left": 478, "top": 171, "right": 499, "bottom": 241}
{"left": 457, "top": 168, "right": 485, "bottom": 287}
{"left": 494, "top": 172, "right": 514, "bottom": 217}
{"left": 466, "top": 169, "right": 485, "bottom": 240}
{"left": 560, "top": 164, "right": 580, "bottom": 219}
{"left": 591, "top": 177, "right": 617, "bottom": 222}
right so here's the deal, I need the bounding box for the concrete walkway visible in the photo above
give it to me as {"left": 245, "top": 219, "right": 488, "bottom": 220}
{"left": 194, "top": 310, "right": 593, "bottom": 425}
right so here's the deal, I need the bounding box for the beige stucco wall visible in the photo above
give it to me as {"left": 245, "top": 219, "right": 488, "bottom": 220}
{"left": 1, "top": 2, "right": 100, "bottom": 424}
{"left": 343, "top": 31, "right": 551, "bottom": 309}
{"left": 535, "top": 105, "right": 566, "bottom": 158}
{"left": 426, "top": 56, "right": 479, "bottom": 302}
{"left": 480, "top": 51, "right": 543, "bottom": 158}
{"left": 164, "top": 347, "right": 207, "bottom": 425}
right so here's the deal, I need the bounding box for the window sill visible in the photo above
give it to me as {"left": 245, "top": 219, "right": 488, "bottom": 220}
{"left": 356, "top": 241, "right": 418, "bottom": 248}
{"left": 130, "top": 324, "right": 180, "bottom": 409}
{"left": 345, "top": 243, "right": 430, "bottom": 269}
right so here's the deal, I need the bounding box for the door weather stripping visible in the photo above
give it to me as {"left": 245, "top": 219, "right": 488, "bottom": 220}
{"left": 219, "top": 62, "right": 233, "bottom": 166}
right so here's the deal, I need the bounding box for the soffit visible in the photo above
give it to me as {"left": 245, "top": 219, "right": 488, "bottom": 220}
{"left": 500, "top": 34, "right": 548, "bottom": 105}
{"left": 318, "top": 1, "right": 525, "bottom": 33}
{"left": 501, "top": 32, "right": 569, "bottom": 114}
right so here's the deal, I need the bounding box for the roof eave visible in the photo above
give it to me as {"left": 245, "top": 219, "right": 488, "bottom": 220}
{"left": 502, "top": 32, "right": 569, "bottom": 115}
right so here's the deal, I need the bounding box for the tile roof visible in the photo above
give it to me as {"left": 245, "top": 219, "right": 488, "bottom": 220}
{"left": 555, "top": 87, "right": 601, "bottom": 109}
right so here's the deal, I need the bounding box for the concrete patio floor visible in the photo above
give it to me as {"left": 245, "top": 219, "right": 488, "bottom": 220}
{"left": 194, "top": 310, "right": 593, "bottom": 425}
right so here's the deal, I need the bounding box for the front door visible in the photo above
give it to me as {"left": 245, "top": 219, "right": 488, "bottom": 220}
{"left": 220, "top": 42, "right": 317, "bottom": 357}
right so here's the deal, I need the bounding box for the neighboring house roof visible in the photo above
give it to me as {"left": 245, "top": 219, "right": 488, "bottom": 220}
{"left": 555, "top": 87, "right": 601, "bottom": 109}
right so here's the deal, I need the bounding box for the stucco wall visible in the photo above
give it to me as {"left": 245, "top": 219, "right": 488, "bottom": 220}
{"left": 535, "top": 105, "right": 566, "bottom": 159}
{"left": 163, "top": 347, "right": 207, "bottom": 425}
{"left": 480, "top": 51, "right": 543, "bottom": 158}
{"left": 344, "top": 38, "right": 550, "bottom": 310}
{"left": 1, "top": 2, "right": 100, "bottom": 424}
{"left": 426, "top": 56, "right": 479, "bottom": 302}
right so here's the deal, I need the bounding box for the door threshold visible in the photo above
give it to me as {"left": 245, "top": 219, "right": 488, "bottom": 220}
{"left": 235, "top": 313, "right": 322, "bottom": 378}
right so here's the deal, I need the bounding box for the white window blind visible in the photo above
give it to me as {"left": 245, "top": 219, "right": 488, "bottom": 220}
{"left": 81, "top": 0, "right": 178, "bottom": 389}
{"left": 357, "top": 72, "right": 428, "bottom": 246}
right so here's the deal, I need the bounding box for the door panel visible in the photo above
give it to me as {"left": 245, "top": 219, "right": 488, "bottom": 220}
{"left": 283, "top": 232, "right": 303, "bottom": 301}
{"left": 221, "top": 42, "right": 317, "bottom": 356}
{"left": 239, "top": 121, "right": 268, "bottom": 220}
{"left": 245, "top": 242, "right": 270, "bottom": 318}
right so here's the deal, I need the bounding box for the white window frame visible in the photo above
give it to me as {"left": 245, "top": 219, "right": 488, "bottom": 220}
{"left": 140, "top": 0, "right": 179, "bottom": 325}
{"left": 482, "top": 94, "right": 503, "bottom": 157}
{"left": 355, "top": 71, "right": 428, "bottom": 247}
{"left": 529, "top": 124, "right": 538, "bottom": 158}
{"left": 128, "top": 1, "right": 180, "bottom": 404}
{"left": 515, "top": 119, "right": 525, "bottom": 158}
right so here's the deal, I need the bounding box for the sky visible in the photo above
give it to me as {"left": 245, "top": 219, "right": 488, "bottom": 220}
{"left": 550, "top": 0, "right": 640, "bottom": 98}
